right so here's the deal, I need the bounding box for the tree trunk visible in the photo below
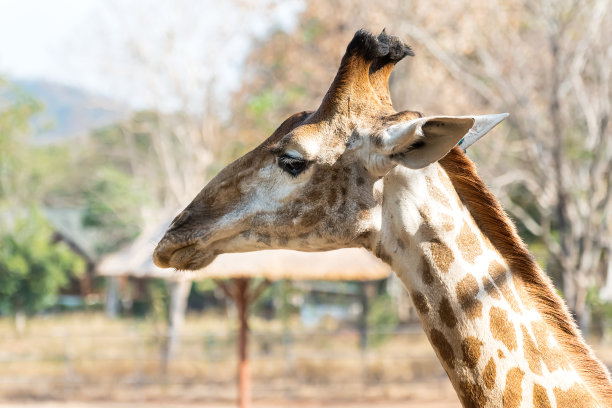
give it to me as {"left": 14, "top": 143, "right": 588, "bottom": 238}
{"left": 14, "top": 306, "right": 26, "bottom": 335}
{"left": 358, "top": 282, "right": 369, "bottom": 351}
{"left": 563, "top": 275, "right": 590, "bottom": 336}
{"left": 161, "top": 279, "right": 191, "bottom": 375}
{"left": 105, "top": 277, "right": 120, "bottom": 318}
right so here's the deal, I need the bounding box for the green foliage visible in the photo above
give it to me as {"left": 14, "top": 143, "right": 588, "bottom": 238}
{"left": 0, "top": 209, "right": 85, "bottom": 315}
{"left": 0, "top": 78, "right": 86, "bottom": 316}
{"left": 56, "top": 115, "right": 161, "bottom": 256}
{"left": 302, "top": 18, "right": 324, "bottom": 43}
{"left": 247, "top": 89, "right": 278, "bottom": 119}
{"left": 192, "top": 279, "right": 217, "bottom": 293}
{"left": 147, "top": 279, "right": 170, "bottom": 321}
{"left": 246, "top": 85, "right": 306, "bottom": 133}
{"left": 0, "top": 82, "right": 42, "bottom": 203}
{"left": 366, "top": 293, "right": 399, "bottom": 347}
{"left": 81, "top": 165, "right": 148, "bottom": 254}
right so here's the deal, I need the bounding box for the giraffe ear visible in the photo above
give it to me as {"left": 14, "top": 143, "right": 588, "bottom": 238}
{"left": 382, "top": 114, "right": 508, "bottom": 169}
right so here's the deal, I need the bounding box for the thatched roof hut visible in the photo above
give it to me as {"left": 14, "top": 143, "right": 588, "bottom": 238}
{"left": 99, "top": 246, "right": 390, "bottom": 282}
{"left": 97, "top": 218, "right": 391, "bottom": 408}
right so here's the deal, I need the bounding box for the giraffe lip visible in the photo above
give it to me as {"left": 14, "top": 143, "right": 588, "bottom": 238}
{"left": 166, "top": 243, "right": 217, "bottom": 271}
{"left": 154, "top": 240, "right": 216, "bottom": 271}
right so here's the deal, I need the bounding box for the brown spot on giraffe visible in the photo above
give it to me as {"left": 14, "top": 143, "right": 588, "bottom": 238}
{"left": 498, "top": 349, "right": 505, "bottom": 358}
{"left": 297, "top": 205, "right": 326, "bottom": 229}
{"left": 419, "top": 205, "right": 432, "bottom": 221}
{"left": 461, "top": 336, "right": 483, "bottom": 369}
{"left": 553, "top": 383, "right": 595, "bottom": 408}
{"left": 502, "top": 367, "right": 524, "bottom": 408}
{"left": 482, "top": 275, "right": 501, "bottom": 299}
{"left": 532, "top": 383, "right": 552, "bottom": 408}
{"left": 420, "top": 204, "right": 454, "bottom": 232}
{"left": 439, "top": 296, "right": 457, "bottom": 328}
{"left": 418, "top": 223, "right": 438, "bottom": 244}
{"left": 428, "top": 238, "right": 454, "bottom": 273}
{"left": 430, "top": 328, "right": 455, "bottom": 369}
{"left": 415, "top": 210, "right": 437, "bottom": 243}
{"left": 456, "top": 221, "right": 482, "bottom": 264}
{"left": 483, "top": 357, "right": 496, "bottom": 389}
{"left": 459, "top": 380, "right": 486, "bottom": 408}
{"left": 310, "top": 170, "right": 327, "bottom": 185}
{"left": 426, "top": 176, "right": 451, "bottom": 208}
{"left": 521, "top": 324, "right": 542, "bottom": 375}
{"left": 441, "top": 214, "right": 455, "bottom": 232}
{"left": 456, "top": 274, "right": 482, "bottom": 319}
{"left": 490, "top": 306, "right": 517, "bottom": 351}
{"left": 307, "top": 189, "right": 323, "bottom": 202}
{"left": 488, "top": 261, "right": 522, "bottom": 314}
{"left": 421, "top": 260, "right": 434, "bottom": 286}
{"left": 326, "top": 187, "right": 337, "bottom": 207}
{"left": 411, "top": 291, "right": 430, "bottom": 315}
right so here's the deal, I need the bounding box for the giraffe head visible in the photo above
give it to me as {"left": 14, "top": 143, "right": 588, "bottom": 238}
{"left": 153, "top": 29, "right": 507, "bottom": 270}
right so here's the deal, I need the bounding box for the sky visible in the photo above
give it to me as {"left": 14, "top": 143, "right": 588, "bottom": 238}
{"left": 0, "top": 0, "right": 304, "bottom": 112}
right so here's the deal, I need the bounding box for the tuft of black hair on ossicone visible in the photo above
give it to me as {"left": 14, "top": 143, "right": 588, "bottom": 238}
{"left": 345, "top": 29, "right": 390, "bottom": 61}
{"left": 370, "top": 29, "right": 414, "bottom": 73}
{"left": 378, "top": 28, "right": 414, "bottom": 60}
{"left": 344, "top": 29, "right": 414, "bottom": 74}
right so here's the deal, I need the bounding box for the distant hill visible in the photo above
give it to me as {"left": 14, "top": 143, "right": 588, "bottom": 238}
{"left": 14, "top": 79, "right": 130, "bottom": 144}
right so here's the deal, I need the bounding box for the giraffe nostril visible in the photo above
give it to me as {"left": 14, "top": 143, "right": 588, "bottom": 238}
{"left": 169, "top": 210, "right": 191, "bottom": 231}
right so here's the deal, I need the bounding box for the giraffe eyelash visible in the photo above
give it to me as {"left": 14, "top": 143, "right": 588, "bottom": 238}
{"left": 277, "top": 154, "right": 310, "bottom": 177}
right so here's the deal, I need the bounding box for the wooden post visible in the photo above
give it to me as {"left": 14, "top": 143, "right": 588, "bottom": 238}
{"left": 216, "top": 278, "right": 270, "bottom": 408}
{"left": 234, "top": 278, "right": 251, "bottom": 408}
{"left": 235, "top": 278, "right": 251, "bottom": 408}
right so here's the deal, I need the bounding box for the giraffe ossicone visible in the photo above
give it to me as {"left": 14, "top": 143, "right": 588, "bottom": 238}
{"left": 153, "top": 29, "right": 612, "bottom": 407}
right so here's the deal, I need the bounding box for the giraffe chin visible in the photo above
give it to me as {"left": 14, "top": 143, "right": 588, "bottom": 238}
{"left": 172, "top": 250, "right": 217, "bottom": 271}
{"left": 170, "top": 248, "right": 217, "bottom": 271}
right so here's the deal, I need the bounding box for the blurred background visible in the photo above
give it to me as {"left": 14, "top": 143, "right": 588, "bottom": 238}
{"left": 0, "top": 0, "right": 611, "bottom": 407}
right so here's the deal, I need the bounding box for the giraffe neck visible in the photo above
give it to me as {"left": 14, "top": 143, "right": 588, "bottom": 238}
{"left": 377, "top": 164, "right": 603, "bottom": 408}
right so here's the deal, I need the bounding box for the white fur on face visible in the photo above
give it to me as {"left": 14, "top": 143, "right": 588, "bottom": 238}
{"left": 347, "top": 128, "right": 394, "bottom": 177}
{"left": 218, "top": 163, "right": 308, "bottom": 227}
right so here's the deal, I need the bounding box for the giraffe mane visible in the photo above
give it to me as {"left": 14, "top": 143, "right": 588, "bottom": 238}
{"left": 439, "top": 147, "right": 612, "bottom": 405}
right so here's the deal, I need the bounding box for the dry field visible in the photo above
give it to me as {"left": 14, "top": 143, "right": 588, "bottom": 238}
{"left": 0, "top": 312, "right": 465, "bottom": 406}
{"left": 3, "top": 312, "right": 612, "bottom": 407}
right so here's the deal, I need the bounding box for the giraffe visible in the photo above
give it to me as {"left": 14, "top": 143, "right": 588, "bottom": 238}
{"left": 153, "top": 30, "right": 612, "bottom": 407}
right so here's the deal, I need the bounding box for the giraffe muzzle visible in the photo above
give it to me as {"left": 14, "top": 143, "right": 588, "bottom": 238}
{"left": 153, "top": 238, "right": 210, "bottom": 270}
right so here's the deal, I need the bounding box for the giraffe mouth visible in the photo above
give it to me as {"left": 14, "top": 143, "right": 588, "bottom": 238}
{"left": 153, "top": 240, "right": 217, "bottom": 271}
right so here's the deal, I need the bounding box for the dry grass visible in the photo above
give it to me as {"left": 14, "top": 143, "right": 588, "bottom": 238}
{"left": 0, "top": 311, "right": 461, "bottom": 405}
{"left": 6, "top": 312, "right": 607, "bottom": 406}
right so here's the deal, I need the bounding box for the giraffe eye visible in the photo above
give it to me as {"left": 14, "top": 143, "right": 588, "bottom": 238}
{"left": 278, "top": 154, "right": 308, "bottom": 176}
